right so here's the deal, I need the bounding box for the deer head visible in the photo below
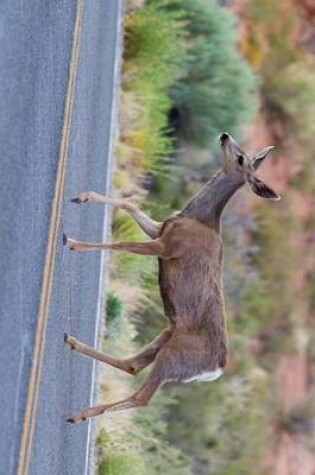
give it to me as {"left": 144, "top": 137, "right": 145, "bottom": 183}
{"left": 180, "top": 132, "right": 280, "bottom": 226}
{"left": 219, "top": 132, "right": 281, "bottom": 201}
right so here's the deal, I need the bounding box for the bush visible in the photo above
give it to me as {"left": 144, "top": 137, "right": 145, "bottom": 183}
{"left": 98, "top": 453, "right": 145, "bottom": 475}
{"left": 124, "top": 0, "right": 257, "bottom": 156}
{"left": 122, "top": 1, "right": 186, "bottom": 172}
{"left": 105, "top": 292, "right": 124, "bottom": 339}
{"left": 168, "top": 374, "right": 269, "bottom": 475}
{"left": 106, "top": 292, "right": 123, "bottom": 325}
{"left": 96, "top": 365, "right": 191, "bottom": 474}
{"left": 167, "top": 0, "right": 257, "bottom": 148}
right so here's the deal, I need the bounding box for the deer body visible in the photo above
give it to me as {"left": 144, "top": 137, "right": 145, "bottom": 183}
{"left": 158, "top": 217, "right": 227, "bottom": 370}
{"left": 64, "top": 133, "right": 280, "bottom": 423}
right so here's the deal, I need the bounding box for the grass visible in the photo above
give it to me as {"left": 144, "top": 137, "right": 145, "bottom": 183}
{"left": 119, "top": 1, "right": 186, "bottom": 176}
{"left": 112, "top": 210, "right": 157, "bottom": 284}
{"left": 167, "top": 373, "right": 270, "bottom": 475}
{"left": 97, "top": 295, "right": 191, "bottom": 475}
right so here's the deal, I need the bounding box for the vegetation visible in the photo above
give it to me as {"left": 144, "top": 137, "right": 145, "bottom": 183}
{"left": 98, "top": 0, "right": 315, "bottom": 474}
{"left": 97, "top": 296, "right": 191, "bottom": 475}
{"left": 118, "top": 0, "right": 185, "bottom": 177}
{"left": 168, "top": 373, "right": 269, "bottom": 475}
{"left": 240, "top": 0, "right": 315, "bottom": 188}
{"left": 167, "top": 0, "right": 257, "bottom": 148}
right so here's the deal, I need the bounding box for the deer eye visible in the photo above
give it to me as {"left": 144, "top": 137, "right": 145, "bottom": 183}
{"left": 237, "top": 155, "right": 244, "bottom": 166}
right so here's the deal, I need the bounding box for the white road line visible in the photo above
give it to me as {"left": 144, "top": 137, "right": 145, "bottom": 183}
{"left": 85, "top": 1, "right": 123, "bottom": 473}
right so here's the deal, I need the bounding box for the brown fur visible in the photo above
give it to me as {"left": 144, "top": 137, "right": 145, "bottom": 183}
{"left": 64, "top": 133, "right": 280, "bottom": 423}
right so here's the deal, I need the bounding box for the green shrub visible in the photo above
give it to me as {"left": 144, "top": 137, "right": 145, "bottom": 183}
{"left": 98, "top": 453, "right": 145, "bottom": 475}
{"left": 168, "top": 374, "right": 269, "bottom": 475}
{"left": 96, "top": 382, "right": 191, "bottom": 475}
{"left": 167, "top": 0, "right": 257, "bottom": 148}
{"left": 125, "top": 0, "right": 257, "bottom": 154}
{"left": 106, "top": 292, "right": 123, "bottom": 325}
{"left": 123, "top": 1, "right": 186, "bottom": 171}
{"left": 105, "top": 292, "right": 124, "bottom": 340}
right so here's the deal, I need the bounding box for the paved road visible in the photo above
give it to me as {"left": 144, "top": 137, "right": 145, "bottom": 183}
{"left": 0, "top": 1, "right": 121, "bottom": 474}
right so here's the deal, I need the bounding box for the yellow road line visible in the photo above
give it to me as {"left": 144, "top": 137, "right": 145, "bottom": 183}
{"left": 17, "top": 1, "right": 85, "bottom": 473}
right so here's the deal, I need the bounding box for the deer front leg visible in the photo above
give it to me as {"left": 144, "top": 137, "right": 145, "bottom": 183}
{"left": 64, "top": 328, "right": 173, "bottom": 375}
{"left": 64, "top": 234, "right": 165, "bottom": 257}
{"left": 71, "top": 191, "right": 162, "bottom": 239}
{"left": 66, "top": 364, "right": 163, "bottom": 423}
{"left": 64, "top": 333, "right": 133, "bottom": 374}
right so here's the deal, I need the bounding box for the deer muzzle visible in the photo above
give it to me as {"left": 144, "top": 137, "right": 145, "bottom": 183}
{"left": 219, "top": 132, "right": 246, "bottom": 173}
{"left": 219, "top": 132, "right": 230, "bottom": 147}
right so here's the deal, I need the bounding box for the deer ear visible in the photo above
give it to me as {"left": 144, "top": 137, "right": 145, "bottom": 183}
{"left": 252, "top": 146, "right": 274, "bottom": 170}
{"left": 248, "top": 176, "right": 281, "bottom": 200}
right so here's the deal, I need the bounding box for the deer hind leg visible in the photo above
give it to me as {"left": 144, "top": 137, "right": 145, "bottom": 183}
{"left": 66, "top": 362, "right": 164, "bottom": 423}
{"left": 64, "top": 235, "right": 165, "bottom": 256}
{"left": 71, "top": 191, "right": 162, "bottom": 239}
{"left": 64, "top": 328, "right": 173, "bottom": 375}
{"left": 126, "top": 328, "right": 173, "bottom": 374}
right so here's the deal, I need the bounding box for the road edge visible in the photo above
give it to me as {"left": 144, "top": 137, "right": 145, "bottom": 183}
{"left": 85, "top": 1, "right": 123, "bottom": 473}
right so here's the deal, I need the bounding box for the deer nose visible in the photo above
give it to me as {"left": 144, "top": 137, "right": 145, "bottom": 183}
{"left": 219, "top": 132, "right": 230, "bottom": 146}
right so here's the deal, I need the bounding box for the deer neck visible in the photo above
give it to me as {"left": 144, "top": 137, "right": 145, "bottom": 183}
{"left": 180, "top": 169, "right": 245, "bottom": 227}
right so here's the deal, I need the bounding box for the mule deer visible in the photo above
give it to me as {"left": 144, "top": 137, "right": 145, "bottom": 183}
{"left": 64, "top": 132, "right": 280, "bottom": 423}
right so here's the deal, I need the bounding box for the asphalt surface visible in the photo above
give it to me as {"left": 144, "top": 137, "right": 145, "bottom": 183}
{"left": 0, "top": 1, "right": 121, "bottom": 474}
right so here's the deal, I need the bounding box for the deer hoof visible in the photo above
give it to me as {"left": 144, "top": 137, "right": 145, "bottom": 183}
{"left": 71, "top": 196, "right": 88, "bottom": 204}
{"left": 63, "top": 233, "right": 76, "bottom": 250}
{"left": 64, "top": 333, "right": 74, "bottom": 349}
{"left": 66, "top": 417, "right": 75, "bottom": 424}
{"left": 63, "top": 235, "right": 77, "bottom": 251}
{"left": 71, "top": 192, "right": 90, "bottom": 203}
{"left": 64, "top": 334, "right": 76, "bottom": 350}
{"left": 66, "top": 416, "right": 86, "bottom": 423}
